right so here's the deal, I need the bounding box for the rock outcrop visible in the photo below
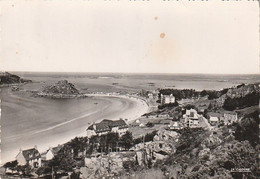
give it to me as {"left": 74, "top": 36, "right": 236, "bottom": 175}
{"left": 36, "top": 80, "right": 84, "bottom": 98}
{"left": 215, "top": 83, "right": 260, "bottom": 107}
{"left": 81, "top": 152, "right": 136, "bottom": 178}
{"left": 131, "top": 130, "right": 179, "bottom": 167}
{"left": 42, "top": 80, "right": 79, "bottom": 95}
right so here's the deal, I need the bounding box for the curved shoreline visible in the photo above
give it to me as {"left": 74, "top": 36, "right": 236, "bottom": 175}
{"left": 1, "top": 92, "right": 150, "bottom": 164}
{"left": 86, "top": 93, "right": 150, "bottom": 122}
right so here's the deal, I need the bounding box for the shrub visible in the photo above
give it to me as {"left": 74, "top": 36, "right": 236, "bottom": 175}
{"left": 122, "top": 160, "right": 138, "bottom": 172}
{"left": 146, "top": 122, "right": 154, "bottom": 128}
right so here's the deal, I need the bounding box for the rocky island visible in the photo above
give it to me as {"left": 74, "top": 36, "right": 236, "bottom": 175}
{"left": 35, "top": 80, "right": 86, "bottom": 99}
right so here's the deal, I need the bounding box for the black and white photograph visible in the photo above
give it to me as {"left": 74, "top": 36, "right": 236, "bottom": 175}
{"left": 0, "top": 0, "right": 259, "bottom": 178}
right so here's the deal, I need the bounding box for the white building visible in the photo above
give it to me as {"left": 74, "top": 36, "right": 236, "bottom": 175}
{"left": 182, "top": 108, "right": 200, "bottom": 128}
{"left": 209, "top": 116, "right": 219, "bottom": 126}
{"left": 161, "top": 94, "right": 175, "bottom": 104}
{"left": 223, "top": 113, "right": 238, "bottom": 125}
{"left": 41, "top": 146, "right": 62, "bottom": 161}
{"left": 148, "top": 93, "right": 153, "bottom": 99}
{"left": 16, "top": 146, "right": 41, "bottom": 168}
{"left": 86, "top": 119, "right": 129, "bottom": 136}
{"left": 168, "top": 120, "right": 182, "bottom": 130}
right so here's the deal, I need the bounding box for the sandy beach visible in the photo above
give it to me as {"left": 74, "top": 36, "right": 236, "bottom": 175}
{"left": 0, "top": 88, "right": 149, "bottom": 164}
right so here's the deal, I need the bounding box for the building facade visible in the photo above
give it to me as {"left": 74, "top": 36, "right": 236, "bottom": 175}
{"left": 87, "top": 119, "right": 129, "bottom": 136}
{"left": 209, "top": 116, "right": 219, "bottom": 126}
{"left": 16, "top": 147, "right": 41, "bottom": 168}
{"left": 161, "top": 94, "right": 175, "bottom": 105}
{"left": 182, "top": 108, "right": 200, "bottom": 128}
{"left": 223, "top": 113, "right": 238, "bottom": 125}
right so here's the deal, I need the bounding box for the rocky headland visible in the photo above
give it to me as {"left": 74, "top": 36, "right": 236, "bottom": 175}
{"left": 0, "top": 72, "right": 32, "bottom": 85}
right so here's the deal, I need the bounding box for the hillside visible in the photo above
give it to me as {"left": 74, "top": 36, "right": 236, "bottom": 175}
{"left": 215, "top": 83, "right": 260, "bottom": 110}
{"left": 0, "top": 72, "right": 32, "bottom": 85}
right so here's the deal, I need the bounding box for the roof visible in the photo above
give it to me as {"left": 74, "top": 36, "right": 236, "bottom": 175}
{"left": 208, "top": 112, "right": 223, "bottom": 118}
{"left": 21, "top": 148, "right": 41, "bottom": 161}
{"left": 198, "top": 106, "right": 207, "bottom": 111}
{"left": 51, "top": 145, "right": 62, "bottom": 155}
{"left": 41, "top": 145, "right": 62, "bottom": 160}
{"left": 186, "top": 109, "right": 197, "bottom": 116}
{"left": 160, "top": 119, "right": 172, "bottom": 124}
{"left": 224, "top": 112, "right": 237, "bottom": 116}
{"left": 210, "top": 116, "right": 219, "bottom": 122}
{"left": 87, "top": 119, "right": 128, "bottom": 133}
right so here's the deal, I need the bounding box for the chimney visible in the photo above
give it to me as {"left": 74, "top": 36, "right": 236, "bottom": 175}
{"left": 93, "top": 124, "right": 96, "bottom": 131}
{"left": 34, "top": 145, "right": 37, "bottom": 149}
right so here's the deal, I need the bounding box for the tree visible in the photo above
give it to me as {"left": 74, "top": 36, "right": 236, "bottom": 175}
{"left": 70, "top": 171, "right": 80, "bottom": 179}
{"left": 234, "top": 111, "right": 259, "bottom": 147}
{"left": 100, "top": 132, "right": 119, "bottom": 152}
{"left": 3, "top": 160, "right": 18, "bottom": 173}
{"left": 36, "top": 167, "right": 45, "bottom": 177}
{"left": 208, "top": 91, "right": 219, "bottom": 100}
{"left": 120, "top": 131, "right": 133, "bottom": 150}
{"left": 146, "top": 122, "right": 155, "bottom": 128}
{"left": 48, "top": 146, "right": 76, "bottom": 172}
{"left": 223, "top": 92, "right": 259, "bottom": 111}
{"left": 208, "top": 103, "right": 213, "bottom": 110}
{"left": 200, "top": 90, "right": 207, "bottom": 97}
{"left": 184, "top": 104, "right": 195, "bottom": 110}
{"left": 158, "top": 102, "right": 179, "bottom": 109}
{"left": 16, "top": 164, "right": 32, "bottom": 176}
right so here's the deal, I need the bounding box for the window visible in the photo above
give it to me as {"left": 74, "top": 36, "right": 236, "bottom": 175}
{"left": 34, "top": 162, "right": 39, "bottom": 168}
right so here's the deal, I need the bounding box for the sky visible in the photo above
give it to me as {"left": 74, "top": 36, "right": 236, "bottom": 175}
{"left": 0, "top": 0, "right": 259, "bottom": 74}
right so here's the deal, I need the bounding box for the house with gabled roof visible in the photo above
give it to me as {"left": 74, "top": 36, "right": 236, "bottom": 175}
{"left": 209, "top": 116, "right": 219, "bottom": 126}
{"left": 182, "top": 108, "right": 200, "bottom": 128}
{"left": 168, "top": 119, "right": 182, "bottom": 130}
{"left": 16, "top": 146, "right": 41, "bottom": 168}
{"left": 223, "top": 112, "right": 238, "bottom": 125}
{"left": 161, "top": 94, "right": 175, "bottom": 105}
{"left": 41, "top": 145, "right": 62, "bottom": 162}
{"left": 86, "top": 119, "right": 129, "bottom": 136}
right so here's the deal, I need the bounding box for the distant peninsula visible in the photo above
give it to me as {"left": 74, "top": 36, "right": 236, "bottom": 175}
{"left": 0, "top": 72, "right": 32, "bottom": 85}
{"left": 35, "top": 80, "right": 86, "bottom": 99}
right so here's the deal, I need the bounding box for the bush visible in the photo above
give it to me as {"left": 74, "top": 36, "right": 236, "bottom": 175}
{"left": 122, "top": 160, "right": 138, "bottom": 172}
{"left": 133, "top": 130, "right": 158, "bottom": 145}
{"left": 70, "top": 171, "right": 80, "bottom": 179}
{"left": 146, "top": 122, "right": 154, "bottom": 128}
{"left": 120, "top": 131, "right": 133, "bottom": 150}
{"left": 158, "top": 102, "right": 179, "bottom": 109}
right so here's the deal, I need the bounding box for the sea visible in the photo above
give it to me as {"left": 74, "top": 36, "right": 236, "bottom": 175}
{"left": 13, "top": 72, "right": 260, "bottom": 91}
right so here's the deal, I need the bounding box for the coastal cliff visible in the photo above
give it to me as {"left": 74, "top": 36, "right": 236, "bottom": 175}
{"left": 215, "top": 83, "right": 260, "bottom": 110}
{"left": 0, "top": 72, "right": 32, "bottom": 85}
